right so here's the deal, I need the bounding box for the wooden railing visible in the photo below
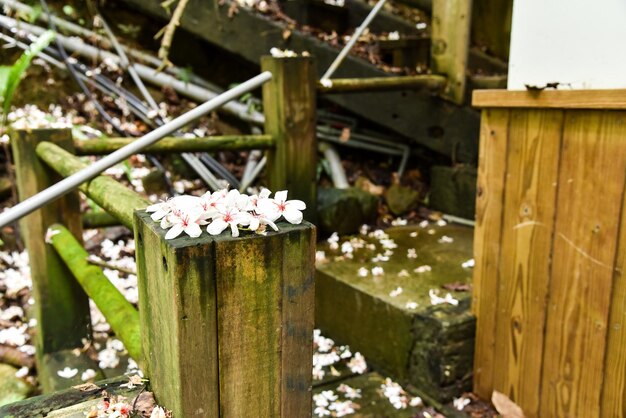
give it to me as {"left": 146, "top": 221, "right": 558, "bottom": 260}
{"left": 4, "top": 55, "right": 317, "bottom": 418}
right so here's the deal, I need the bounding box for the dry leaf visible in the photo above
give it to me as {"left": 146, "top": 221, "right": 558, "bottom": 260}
{"left": 133, "top": 391, "right": 157, "bottom": 418}
{"left": 492, "top": 391, "right": 525, "bottom": 418}
{"left": 442, "top": 282, "right": 471, "bottom": 292}
{"left": 282, "top": 29, "right": 292, "bottom": 40}
{"left": 339, "top": 127, "right": 351, "bottom": 143}
{"left": 72, "top": 382, "right": 99, "bottom": 392}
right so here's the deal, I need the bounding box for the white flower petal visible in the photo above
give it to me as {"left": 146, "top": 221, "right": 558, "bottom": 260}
{"left": 165, "top": 224, "right": 184, "bottom": 240}
{"left": 184, "top": 222, "right": 202, "bottom": 238}
{"left": 275, "top": 190, "right": 288, "bottom": 201}
{"left": 286, "top": 199, "right": 306, "bottom": 210}
{"left": 283, "top": 207, "right": 303, "bottom": 224}
{"left": 207, "top": 219, "right": 228, "bottom": 236}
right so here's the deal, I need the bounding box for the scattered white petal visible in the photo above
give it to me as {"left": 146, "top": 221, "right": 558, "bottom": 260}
{"left": 414, "top": 265, "right": 432, "bottom": 274}
{"left": 57, "top": 367, "right": 78, "bottom": 379}
{"left": 389, "top": 287, "right": 403, "bottom": 298}
{"left": 462, "top": 258, "right": 475, "bottom": 268}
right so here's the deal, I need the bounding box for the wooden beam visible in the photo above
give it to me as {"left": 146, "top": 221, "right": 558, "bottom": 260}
{"left": 10, "top": 129, "right": 92, "bottom": 393}
{"left": 473, "top": 89, "right": 626, "bottom": 109}
{"left": 262, "top": 56, "right": 317, "bottom": 222}
{"left": 73, "top": 134, "right": 275, "bottom": 155}
{"left": 431, "top": 0, "right": 472, "bottom": 104}
{"left": 47, "top": 224, "right": 143, "bottom": 366}
{"left": 317, "top": 75, "right": 446, "bottom": 93}
{"left": 35, "top": 142, "right": 150, "bottom": 229}
{"left": 133, "top": 211, "right": 315, "bottom": 417}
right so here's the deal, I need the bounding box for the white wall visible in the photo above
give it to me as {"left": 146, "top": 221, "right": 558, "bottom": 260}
{"left": 507, "top": 0, "right": 626, "bottom": 90}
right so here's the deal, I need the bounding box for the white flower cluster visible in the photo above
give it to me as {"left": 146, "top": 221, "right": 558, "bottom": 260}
{"left": 146, "top": 189, "right": 306, "bottom": 240}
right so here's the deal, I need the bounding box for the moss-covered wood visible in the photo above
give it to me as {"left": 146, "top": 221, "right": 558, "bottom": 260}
{"left": 35, "top": 141, "right": 150, "bottom": 229}
{"left": 315, "top": 224, "right": 475, "bottom": 402}
{"left": 0, "top": 376, "right": 142, "bottom": 417}
{"left": 317, "top": 75, "right": 447, "bottom": 94}
{"left": 10, "top": 129, "right": 92, "bottom": 393}
{"left": 82, "top": 211, "right": 121, "bottom": 229}
{"left": 48, "top": 224, "right": 143, "bottom": 365}
{"left": 133, "top": 210, "right": 315, "bottom": 418}
{"left": 73, "top": 134, "right": 275, "bottom": 155}
{"left": 262, "top": 56, "right": 317, "bottom": 222}
{"left": 431, "top": 0, "right": 472, "bottom": 104}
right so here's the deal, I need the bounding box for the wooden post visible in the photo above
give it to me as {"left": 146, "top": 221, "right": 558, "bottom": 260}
{"left": 10, "top": 129, "right": 92, "bottom": 392}
{"left": 133, "top": 211, "right": 315, "bottom": 418}
{"left": 262, "top": 55, "right": 317, "bottom": 223}
{"left": 431, "top": 0, "right": 472, "bottom": 104}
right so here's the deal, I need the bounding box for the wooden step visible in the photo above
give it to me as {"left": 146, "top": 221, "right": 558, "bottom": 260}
{"left": 117, "top": 0, "right": 480, "bottom": 163}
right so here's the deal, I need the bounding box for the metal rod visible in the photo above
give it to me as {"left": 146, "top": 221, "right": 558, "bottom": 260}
{"left": 319, "top": 0, "right": 388, "bottom": 82}
{"left": 0, "top": 72, "right": 272, "bottom": 229}
{"left": 97, "top": 13, "right": 161, "bottom": 112}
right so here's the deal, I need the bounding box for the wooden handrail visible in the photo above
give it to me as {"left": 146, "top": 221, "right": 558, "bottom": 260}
{"left": 317, "top": 75, "right": 446, "bottom": 94}
{"left": 73, "top": 134, "right": 275, "bottom": 155}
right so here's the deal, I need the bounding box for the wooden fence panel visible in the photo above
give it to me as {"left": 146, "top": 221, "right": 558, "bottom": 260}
{"left": 473, "top": 90, "right": 626, "bottom": 417}
{"left": 492, "top": 110, "right": 563, "bottom": 417}
{"left": 540, "top": 111, "right": 626, "bottom": 417}
{"left": 472, "top": 108, "right": 510, "bottom": 397}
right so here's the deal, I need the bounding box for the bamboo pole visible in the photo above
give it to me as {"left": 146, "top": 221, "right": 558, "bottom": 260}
{"left": 317, "top": 75, "right": 447, "bottom": 93}
{"left": 74, "top": 135, "right": 275, "bottom": 155}
{"left": 83, "top": 211, "right": 121, "bottom": 228}
{"left": 48, "top": 224, "right": 143, "bottom": 366}
{"left": 36, "top": 142, "right": 150, "bottom": 229}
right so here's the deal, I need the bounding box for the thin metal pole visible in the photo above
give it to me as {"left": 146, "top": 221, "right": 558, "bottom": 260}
{"left": 0, "top": 72, "right": 272, "bottom": 229}
{"left": 319, "top": 0, "right": 388, "bottom": 83}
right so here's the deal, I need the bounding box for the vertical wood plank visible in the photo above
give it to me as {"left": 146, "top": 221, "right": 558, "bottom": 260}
{"left": 601, "top": 178, "right": 626, "bottom": 417}
{"left": 492, "top": 110, "right": 563, "bottom": 417}
{"left": 280, "top": 226, "right": 316, "bottom": 417}
{"left": 11, "top": 129, "right": 91, "bottom": 392}
{"left": 431, "top": 0, "right": 472, "bottom": 104}
{"left": 134, "top": 212, "right": 220, "bottom": 418}
{"left": 215, "top": 234, "right": 283, "bottom": 418}
{"left": 262, "top": 56, "right": 317, "bottom": 222}
{"left": 540, "top": 111, "right": 626, "bottom": 418}
{"left": 471, "top": 0, "right": 513, "bottom": 62}
{"left": 472, "top": 109, "right": 510, "bottom": 398}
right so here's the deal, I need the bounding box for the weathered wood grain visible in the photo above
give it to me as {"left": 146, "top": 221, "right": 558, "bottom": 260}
{"left": 280, "top": 227, "right": 316, "bottom": 417}
{"left": 262, "top": 56, "right": 317, "bottom": 223}
{"left": 492, "top": 109, "right": 563, "bottom": 417}
{"left": 10, "top": 129, "right": 91, "bottom": 393}
{"left": 215, "top": 233, "right": 283, "bottom": 417}
{"left": 134, "top": 210, "right": 315, "bottom": 417}
{"left": 540, "top": 111, "right": 626, "bottom": 417}
{"left": 472, "top": 109, "right": 510, "bottom": 398}
{"left": 431, "top": 0, "right": 472, "bottom": 104}
{"left": 134, "top": 211, "right": 220, "bottom": 418}
{"left": 73, "top": 134, "right": 275, "bottom": 155}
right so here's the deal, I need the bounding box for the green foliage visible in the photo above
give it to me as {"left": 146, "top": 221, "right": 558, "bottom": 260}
{"left": 0, "top": 30, "right": 56, "bottom": 126}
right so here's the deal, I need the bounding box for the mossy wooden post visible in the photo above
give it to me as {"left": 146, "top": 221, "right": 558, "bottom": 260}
{"left": 134, "top": 211, "right": 315, "bottom": 418}
{"left": 262, "top": 55, "right": 317, "bottom": 222}
{"left": 10, "top": 129, "right": 92, "bottom": 392}
{"left": 431, "top": 0, "right": 472, "bottom": 104}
